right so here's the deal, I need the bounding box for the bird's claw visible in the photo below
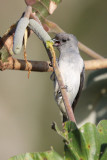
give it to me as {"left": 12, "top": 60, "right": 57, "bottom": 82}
{"left": 60, "top": 85, "right": 68, "bottom": 90}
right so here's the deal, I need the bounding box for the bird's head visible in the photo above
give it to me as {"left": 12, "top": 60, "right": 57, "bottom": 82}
{"left": 53, "top": 33, "right": 78, "bottom": 49}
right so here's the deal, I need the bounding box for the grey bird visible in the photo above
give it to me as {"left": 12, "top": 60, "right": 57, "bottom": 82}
{"left": 52, "top": 33, "right": 85, "bottom": 122}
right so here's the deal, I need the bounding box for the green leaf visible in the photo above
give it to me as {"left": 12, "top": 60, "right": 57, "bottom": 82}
{"left": 79, "top": 123, "right": 100, "bottom": 160}
{"left": 63, "top": 120, "right": 107, "bottom": 160}
{"left": 97, "top": 120, "right": 107, "bottom": 160}
{"left": 64, "top": 122, "right": 88, "bottom": 160}
{"left": 9, "top": 150, "right": 64, "bottom": 160}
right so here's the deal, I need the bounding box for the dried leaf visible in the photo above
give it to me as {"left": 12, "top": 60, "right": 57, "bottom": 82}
{"left": 49, "top": 1, "right": 57, "bottom": 14}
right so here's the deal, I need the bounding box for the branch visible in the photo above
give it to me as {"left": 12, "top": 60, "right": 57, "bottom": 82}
{"left": 78, "top": 42, "right": 104, "bottom": 60}
{"left": 85, "top": 59, "right": 107, "bottom": 70}
{"left": 0, "top": 57, "right": 53, "bottom": 72}
{"left": 0, "top": 57, "right": 107, "bottom": 72}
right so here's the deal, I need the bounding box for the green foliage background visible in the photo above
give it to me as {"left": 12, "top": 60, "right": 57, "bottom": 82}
{"left": 0, "top": 0, "right": 107, "bottom": 159}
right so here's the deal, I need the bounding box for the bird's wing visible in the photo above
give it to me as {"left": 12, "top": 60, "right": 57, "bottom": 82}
{"left": 72, "top": 66, "right": 85, "bottom": 111}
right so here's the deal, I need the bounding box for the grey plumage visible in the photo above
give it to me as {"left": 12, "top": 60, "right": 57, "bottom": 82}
{"left": 52, "top": 33, "right": 85, "bottom": 122}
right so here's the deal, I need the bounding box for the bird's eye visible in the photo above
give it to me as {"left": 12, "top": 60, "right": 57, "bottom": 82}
{"left": 62, "top": 39, "right": 67, "bottom": 42}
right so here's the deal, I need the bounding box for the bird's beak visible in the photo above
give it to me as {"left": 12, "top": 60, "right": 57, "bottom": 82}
{"left": 52, "top": 38, "right": 60, "bottom": 47}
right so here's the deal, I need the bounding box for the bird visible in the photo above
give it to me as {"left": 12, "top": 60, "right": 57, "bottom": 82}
{"left": 52, "top": 33, "right": 85, "bottom": 122}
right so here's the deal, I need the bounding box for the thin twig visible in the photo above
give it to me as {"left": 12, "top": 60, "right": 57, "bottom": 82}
{"left": 45, "top": 43, "right": 76, "bottom": 123}
{"left": 54, "top": 62, "right": 76, "bottom": 122}
{"left": 78, "top": 42, "right": 105, "bottom": 60}
{"left": 23, "top": 7, "right": 33, "bottom": 78}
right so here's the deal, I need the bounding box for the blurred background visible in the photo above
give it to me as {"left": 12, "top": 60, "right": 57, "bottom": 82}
{"left": 0, "top": 0, "right": 107, "bottom": 159}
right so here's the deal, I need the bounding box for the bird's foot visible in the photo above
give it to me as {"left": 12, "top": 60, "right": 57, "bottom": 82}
{"left": 60, "top": 85, "right": 68, "bottom": 90}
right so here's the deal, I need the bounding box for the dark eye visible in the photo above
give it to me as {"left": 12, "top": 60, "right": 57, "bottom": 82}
{"left": 62, "top": 39, "right": 67, "bottom": 42}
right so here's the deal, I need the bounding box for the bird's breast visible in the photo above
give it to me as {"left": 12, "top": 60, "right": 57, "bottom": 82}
{"left": 58, "top": 61, "right": 81, "bottom": 104}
